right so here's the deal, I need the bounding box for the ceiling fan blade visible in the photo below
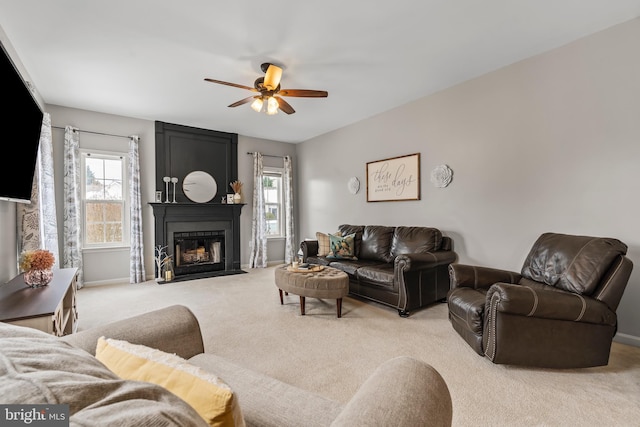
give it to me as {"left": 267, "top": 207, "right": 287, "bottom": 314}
{"left": 275, "top": 96, "right": 295, "bottom": 114}
{"left": 278, "top": 89, "right": 328, "bottom": 98}
{"left": 204, "top": 78, "right": 257, "bottom": 92}
{"left": 228, "top": 96, "right": 258, "bottom": 108}
{"left": 263, "top": 64, "right": 283, "bottom": 91}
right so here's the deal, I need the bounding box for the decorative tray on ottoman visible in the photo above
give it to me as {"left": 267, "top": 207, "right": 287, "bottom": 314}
{"left": 287, "top": 264, "right": 324, "bottom": 273}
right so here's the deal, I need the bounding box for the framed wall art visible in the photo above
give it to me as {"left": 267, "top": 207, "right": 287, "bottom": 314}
{"left": 366, "top": 153, "right": 420, "bottom": 202}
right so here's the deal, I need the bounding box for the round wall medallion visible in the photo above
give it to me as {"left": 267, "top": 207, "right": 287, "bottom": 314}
{"left": 430, "top": 164, "right": 453, "bottom": 188}
{"left": 348, "top": 177, "right": 360, "bottom": 194}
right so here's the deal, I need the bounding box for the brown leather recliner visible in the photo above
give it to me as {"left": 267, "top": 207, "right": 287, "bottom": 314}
{"left": 447, "top": 232, "right": 633, "bottom": 368}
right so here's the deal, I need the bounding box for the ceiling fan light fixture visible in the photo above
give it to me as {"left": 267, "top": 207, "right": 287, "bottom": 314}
{"left": 266, "top": 96, "right": 279, "bottom": 115}
{"left": 250, "top": 97, "right": 264, "bottom": 112}
{"left": 205, "top": 62, "right": 327, "bottom": 116}
{"left": 263, "top": 64, "right": 282, "bottom": 90}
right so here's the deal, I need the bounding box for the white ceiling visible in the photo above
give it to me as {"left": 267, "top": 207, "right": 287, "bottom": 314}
{"left": 1, "top": 1, "right": 639, "bottom": 143}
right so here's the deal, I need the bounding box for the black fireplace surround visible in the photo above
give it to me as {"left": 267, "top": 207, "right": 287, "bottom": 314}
{"left": 150, "top": 203, "right": 244, "bottom": 281}
{"left": 151, "top": 121, "right": 245, "bottom": 282}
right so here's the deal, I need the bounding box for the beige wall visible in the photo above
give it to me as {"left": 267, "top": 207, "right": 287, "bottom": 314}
{"left": 296, "top": 18, "right": 640, "bottom": 344}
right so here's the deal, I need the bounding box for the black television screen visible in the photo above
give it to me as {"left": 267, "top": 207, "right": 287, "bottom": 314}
{"left": 0, "top": 41, "right": 43, "bottom": 204}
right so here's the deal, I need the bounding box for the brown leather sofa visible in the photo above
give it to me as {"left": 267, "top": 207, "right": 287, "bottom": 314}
{"left": 447, "top": 232, "right": 633, "bottom": 368}
{"left": 301, "top": 224, "right": 456, "bottom": 317}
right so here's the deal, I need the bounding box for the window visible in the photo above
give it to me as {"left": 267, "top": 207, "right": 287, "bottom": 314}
{"left": 81, "top": 150, "right": 129, "bottom": 248}
{"left": 263, "top": 168, "right": 284, "bottom": 238}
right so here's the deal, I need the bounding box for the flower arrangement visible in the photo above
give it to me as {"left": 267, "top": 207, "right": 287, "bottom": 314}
{"left": 19, "top": 249, "right": 55, "bottom": 272}
{"left": 230, "top": 180, "right": 243, "bottom": 194}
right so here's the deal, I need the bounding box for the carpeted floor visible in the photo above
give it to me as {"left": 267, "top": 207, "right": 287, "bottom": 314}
{"left": 77, "top": 266, "right": 640, "bottom": 426}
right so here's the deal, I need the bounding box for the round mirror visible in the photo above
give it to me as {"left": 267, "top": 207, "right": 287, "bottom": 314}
{"left": 182, "top": 171, "right": 217, "bottom": 203}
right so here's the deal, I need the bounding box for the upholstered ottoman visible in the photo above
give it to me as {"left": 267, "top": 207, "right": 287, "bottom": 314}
{"left": 275, "top": 264, "right": 349, "bottom": 318}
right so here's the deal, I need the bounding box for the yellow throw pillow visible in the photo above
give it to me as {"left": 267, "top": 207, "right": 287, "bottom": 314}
{"left": 95, "top": 337, "right": 244, "bottom": 427}
{"left": 316, "top": 231, "right": 341, "bottom": 256}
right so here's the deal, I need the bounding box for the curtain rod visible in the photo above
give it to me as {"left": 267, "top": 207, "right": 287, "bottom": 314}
{"left": 246, "top": 151, "right": 286, "bottom": 159}
{"left": 52, "top": 126, "right": 135, "bottom": 140}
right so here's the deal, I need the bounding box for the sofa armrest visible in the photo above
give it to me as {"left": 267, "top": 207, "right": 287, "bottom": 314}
{"left": 301, "top": 240, "right": 319, "bottom": 261}
{"left": 61, "top": 305, "right": 205, "bottom": 359}
{"left": 487, "top": 283, "right": 617, "bottom": 325}
{"left": 395, "top": 251, "right": 457, "bottom": 272}
{"left": 448, "top": 264, "right": 521, "bottom": 290}
{"left": 331, "top": 356, "right": 452, "bottom": 427}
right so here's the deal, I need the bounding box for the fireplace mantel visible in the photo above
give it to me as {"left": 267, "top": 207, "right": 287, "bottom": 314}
{"left": 150, "top": 202, "right": 245, "bottom": 280}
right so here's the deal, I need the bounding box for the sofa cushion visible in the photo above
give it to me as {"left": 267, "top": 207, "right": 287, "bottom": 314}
{"left": 360, "top": 225, "right": 395, "bottom": 262}
{"left": 327, "top": 233, "right": 358, "bottom": 260}
{"left": 356, "top": 265, "right": 395, "bottom": 288}
{"left": 306, "top": 255, "right": 332, "bottom": 266}
{"left": 96, "top": 337, "right": 245, "bottom": 427}
{"left": 329, "top": 259, "right": 387, "bottom": 276}
{"left": 0, "top": 322, "right": 209, "bottom": 427}
{"left": 520, "top": 232, "right": 628, "bottom": 295}
{"left": 391, "top": 227, "right": 443, "bottom": 256}
{"left": 189, "top": 353, "right": 342, "bottom": 427}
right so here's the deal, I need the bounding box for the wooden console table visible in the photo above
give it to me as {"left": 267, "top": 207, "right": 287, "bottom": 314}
{"left": 0, "top": 267, "right": 78, "bottom": 336}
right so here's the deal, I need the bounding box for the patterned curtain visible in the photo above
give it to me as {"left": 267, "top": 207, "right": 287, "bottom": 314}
{"left": 283, "top": 155, "right": 295, "bottom": 264}
{"left": 128, "top": 135, "right": 145, "bottom": 283}
{"left": 248, "top": 152, "right": 267, "bottom": 268}
{"left": 63, "top": 126, "right": 84, "bottom": 288}
{"left": 18, "top": 112, "right": 60, "bottom": 266}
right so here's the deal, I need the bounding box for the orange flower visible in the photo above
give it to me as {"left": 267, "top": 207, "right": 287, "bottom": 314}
{"left": 19, "top": 249, "right": 55, "bottom": 271}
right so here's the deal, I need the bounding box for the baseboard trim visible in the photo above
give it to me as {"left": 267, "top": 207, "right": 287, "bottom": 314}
{"left": 614, "top": 332, "right": 640, "bottom": 348}
{"left": 83, "top": 277, "right": 130, "bottom": 287}
{"left": 240, "top": 261, "right": 284, "bottom": 269}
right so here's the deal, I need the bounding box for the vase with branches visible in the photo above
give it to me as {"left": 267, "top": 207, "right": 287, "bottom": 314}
{"left": 230, "top": 180, "right": 243, "bottom": 203}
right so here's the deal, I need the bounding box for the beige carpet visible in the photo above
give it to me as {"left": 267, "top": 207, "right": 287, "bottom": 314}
{"left": 77, "top": 266, "right": 640, "bottom": 426}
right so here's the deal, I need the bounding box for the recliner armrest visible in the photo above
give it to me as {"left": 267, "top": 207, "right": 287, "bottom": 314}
{"left": 395, "top": 251, "right": 456, "bottom": 272}
{"left": 331, "top": 356, "right": 452, "bottom": 427}
{"left": 487, "top": 283, "right": 616, "bottom": 325}
{"left": 449, "top": 264, "right": 521, "bottom": 290}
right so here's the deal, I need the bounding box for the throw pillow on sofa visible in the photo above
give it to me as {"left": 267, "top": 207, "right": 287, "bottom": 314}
{"left": 327, "top": 233, "right": 358, "bottom": 260}
{"left": 316, "top": 231, "right": 341, "bottom": 256}
{"left": 96, "top": 337, "right": 245, "bottom": 427}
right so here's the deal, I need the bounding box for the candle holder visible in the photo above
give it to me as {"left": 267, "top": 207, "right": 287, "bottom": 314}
{"left": 171, "top": 177, "right": 178, "bottom": 203}
{"left": 163, "top": 177, "right": 171, "bottom": 203}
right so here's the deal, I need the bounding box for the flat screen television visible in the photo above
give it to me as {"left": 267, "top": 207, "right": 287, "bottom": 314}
{"left": 0, "top": 40, "right": 44, "bottom": 204}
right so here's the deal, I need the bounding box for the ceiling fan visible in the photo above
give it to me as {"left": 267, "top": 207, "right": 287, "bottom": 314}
{"left": 204, "top": 63, "right": 328, "bottom": 115}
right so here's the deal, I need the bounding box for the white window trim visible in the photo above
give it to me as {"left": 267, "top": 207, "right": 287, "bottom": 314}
{"left": 80, "top": 148, "right": 130, "bottom": 249}
{"left": 263, "top": 167, "right": 285, "bottom": 239}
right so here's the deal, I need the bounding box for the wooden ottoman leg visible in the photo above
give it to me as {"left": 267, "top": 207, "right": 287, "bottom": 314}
{"left": 337, "top": 298, "right": 342, "bottom": 318}
{"left": 300, "top": 296, "right": 306, "bottom": 315}
{"left": 278, "top": 289, "right": 283, "bottom": 305}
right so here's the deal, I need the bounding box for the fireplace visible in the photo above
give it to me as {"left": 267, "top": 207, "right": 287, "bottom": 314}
{"left": 152, "top": 122, "right": 243, "bottom": 282}
{"left": 174, "top": 230, "right": 225, "bottom": 276}
{"left": 150, "top": 203, "right": 245, "bottom": 282}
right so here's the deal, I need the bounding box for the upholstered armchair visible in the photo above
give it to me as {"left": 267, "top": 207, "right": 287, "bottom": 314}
{"left": 447, "top": 233, "right": 633, "bottom": 368}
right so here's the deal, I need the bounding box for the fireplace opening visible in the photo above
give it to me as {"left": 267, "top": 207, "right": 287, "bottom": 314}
{"left": 174, "top": 230, "right": 225, "bottom": 276}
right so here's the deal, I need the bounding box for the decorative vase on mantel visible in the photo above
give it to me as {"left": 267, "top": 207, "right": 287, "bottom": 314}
{"left": 233, "top": 193, "right": 242, "bottom": 204}
{"left": 23, "top": 269, "right": 53, "bottom": 288}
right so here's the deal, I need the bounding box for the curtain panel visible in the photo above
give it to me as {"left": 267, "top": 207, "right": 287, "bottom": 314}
{"left": 129, "top": 136, "right": 145, "bottom": 283}
{"left": 18, "top": 112, "right": 60, "bottom": 266}
{"left": 63, "top": 126, "right": 84, "bottom": 288}
{"left": 283, "top": 155, "right": 295, "bottom": 264}
{"left": 249, "top": 152, "right": 267, "bottom": 268}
